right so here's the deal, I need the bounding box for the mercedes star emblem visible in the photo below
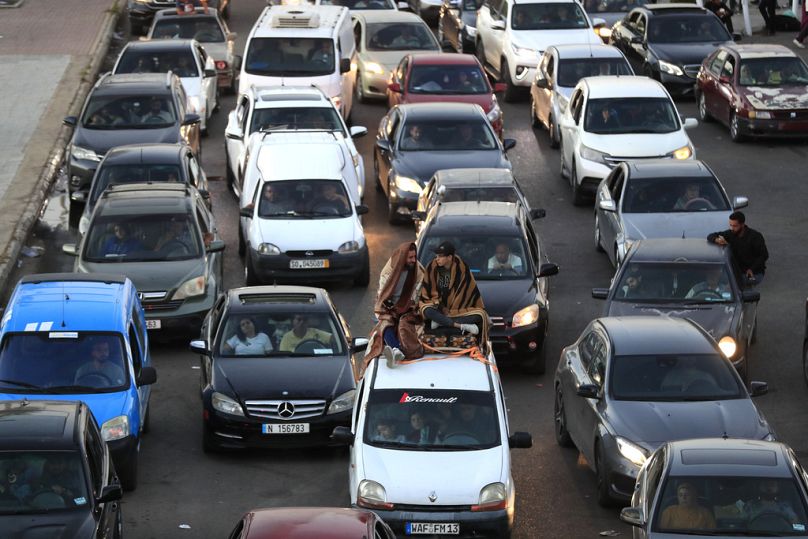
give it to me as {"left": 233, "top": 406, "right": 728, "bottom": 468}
{"left": 428, "top": 491, "right": 437, "bottom": 503}
{"left": 278, "top": 401, "right": 295, "bottom": 419}
{"left": 305, "top": 250, "right": 314, "bottom": 256}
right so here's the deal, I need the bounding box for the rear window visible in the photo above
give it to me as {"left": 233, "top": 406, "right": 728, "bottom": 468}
{"left": 151, "top": 18, "right": 225, "bottom": 42}
{"left": 90, "top": 164, "right": 183, "bottom": 205}
{"left": 115, "top": 48, "right": 200, "bottom": 78}
{"left": 511, "top": 3, "right": 589, "bottom": 30}
{"left": 365, "top": 23, "right": 440, "bottom": 51}
{"left": 408, "top": 64, "right": 490, "bottom": 95}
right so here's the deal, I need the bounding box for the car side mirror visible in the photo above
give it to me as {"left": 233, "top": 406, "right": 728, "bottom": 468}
{"left": 198, "top": 189, "right": 210, "bottom": 200}
{"left": 183, "top": 113, "right": 201, "bottom": 126}
{"left": 71, "top": 191, "right": 87, "bottom": 203}
{"left": 388, "top": 82, "right": 402, "bottom": 93}
{"left": 732, "top": 195, "right": 749, "bottom": 209}
{"left": 491, "top": 19, "right": 506, "bottom": 30}
{"left": 225, "top": 125, "right": 243, "bottom": 140}
{"left": 189, "top": 339, "right": 211, "bottom": 355}
{"left": 97, "top": 484, "right": 123, "bottom": 504}
{"left": 630, "top": 36, "right": 643, "bottom": 44}
{"left": 539, "top": 263, "right": 559, "bottom": 277}
{"left": 350, "top": 126, "right": 368, "bottom": 139}
{"left": 398, "top": 1, "right": 411, "bottom": 10}
{"left": 493, "top": 82, "right": 508, "bottom": 93}
{"left": 598, "top": 199, "right": 616, "bottom": 212}
{"left": 206, "top": 239, "right": 225, "bottom": 253}
{"left": 136, "top": 366, "right": 157, "bottom": 386}
{"left": 331, "top": 425, "right": 354, "bottom": 445}
{"left": 619, "top": 507, "right": 645, "bottom": 527}
{"left": 62, "top": 244, "right": 78, "bottom": 256}
{"left": 239, "top": 206, "right": 253, "bottom": 218}
{"left": 742, "top": 289, "right": 760, "bottom": 303}
{"left": 63, "top": 116, "right": 78, "bottom": 127}
{"left": 683, "top": 118, "right": 698, "bottom": 130}
{"left": 749, "top": 381, "right": 768, "bottom": 397}
{"left": 411, "top": 210, "right": 426, "bottom": 221}
{"left": 529, "top": 208, "right": 546, "bottom": 220}
{"left": 355, "top": 204, "right": 369, "bottom": 215}
{"left": 204, "top": 68, "right": 217, "bottom": 78}
{"left": 340, "top": 57, "right": 351, "bottom": 74}
{"left": 591, "top": 288, "right": 609, "bottom": 299}
{"left": 376, "top": 139, "right": 391, "bottom": 152}
{"left": 508, "top": 431, "right": 532, "bottom": 448}
{"left": 576, "top": 383, "right": 600, "bottom": 399}
{"left": 502, "top": 139, "right": 517, "bottom": 152}
{"left": 352, "top": 337, "right": 369, "bottom": 353}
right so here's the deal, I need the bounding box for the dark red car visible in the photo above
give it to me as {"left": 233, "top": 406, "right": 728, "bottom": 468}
{"left": 229, "top": 507, "right": 396, "bottom": 539}
{"left": 386, "top": 53, "right": 507, "bottom": 137}
{"left": 696, "top": 44, "right": 808, "bottom": 142}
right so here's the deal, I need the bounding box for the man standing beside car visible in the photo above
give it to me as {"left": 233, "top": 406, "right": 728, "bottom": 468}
{"left": 708, "top": 211, "right": 768, "bottom": 286}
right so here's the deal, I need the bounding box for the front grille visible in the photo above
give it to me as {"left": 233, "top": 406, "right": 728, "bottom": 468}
{"left": 244, "top": 399, "right": 327, "bottom": 420}
{"left": 683, "top": 64, "right": 701, "bottom": 79}
{"left": 395, "top": 503, "right": 472, "bottom": 512}
{"left": 142, "top": 301, "right": 184, "bottom": 312}
{"left": 286, "top": 249, "right": 333, "bottom": 257}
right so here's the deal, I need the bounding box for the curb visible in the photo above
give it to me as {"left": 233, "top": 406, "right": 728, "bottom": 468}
{"left": 0, "top": 1, "right": 120, "bottom": 295}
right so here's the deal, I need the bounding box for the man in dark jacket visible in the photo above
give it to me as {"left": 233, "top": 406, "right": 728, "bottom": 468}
{"left": 708, "top": 211, "right": 768, "bottom": 286}
{"left": 705, "top": 0, "right": 734, "bottom": 33}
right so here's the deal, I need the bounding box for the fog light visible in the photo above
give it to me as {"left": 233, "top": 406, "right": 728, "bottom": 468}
{"left": 528, "top": 341, "right": 537, "bottom": 351}
{"left": 515, "top": 66, "right": 528, "bottom": 80}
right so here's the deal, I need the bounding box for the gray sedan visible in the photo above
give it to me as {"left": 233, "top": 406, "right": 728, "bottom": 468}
{"left": 593, "top": 159, "right": 748, "bottom": 268}
{"left": 553, "top": 316, "right": 772, "bottom": 506}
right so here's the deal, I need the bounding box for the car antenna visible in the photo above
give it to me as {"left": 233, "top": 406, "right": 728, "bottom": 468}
{"left": 722, "top": 431, "right": 728, "bottom": 439}
{"left": 682, "top": 230, "right": 686, "bottom": 239}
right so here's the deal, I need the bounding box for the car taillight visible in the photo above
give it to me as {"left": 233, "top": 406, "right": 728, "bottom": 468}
{"left": 215, "top": 61, "right": 227, "bottom": 70}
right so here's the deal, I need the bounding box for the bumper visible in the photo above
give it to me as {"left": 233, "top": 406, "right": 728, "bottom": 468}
{"left": 249, "top": 246, "right": 367, "bottom": 283}
{"left": 216, "top": 69, "right": 235, "bottom": 90}
{"left": 108, "top": 434, "right": 139, "bottom": 471}
{"left": 67, "top": 156, "right": 100, "bottom": 193}
{"left": 602, "top": 441, "right": 642, "bottom": 502}
{"left": 359, "top": 506, "right": 512, "bottom": 538}
{"left": 141, "top": 290, "right": 216, "bottom": 332}
{"left": 489, "top": 318, "right": 547, "bottom": 362}
{"left": 736, "top": 116, "right": 808, "bottom": 137}
{"left": 658, "top": 73, "right": 697, "bottom": 96}
{"left": 575, "top": 157, "right": 611, "bottom": 193}
{"left": 388, "top": 187, "right": 420, "bottom": 217}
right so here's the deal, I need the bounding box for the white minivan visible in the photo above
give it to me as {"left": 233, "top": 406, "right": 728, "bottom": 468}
{"left": 239, "top": 5, "right": 356, "bottom": 119}
{"left": 331, "top": 353, "right": 532, "bottom": 538}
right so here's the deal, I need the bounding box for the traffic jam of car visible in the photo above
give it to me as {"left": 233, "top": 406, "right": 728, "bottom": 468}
{"left": 1, "top": 0, "right": 808, "bottom": 537}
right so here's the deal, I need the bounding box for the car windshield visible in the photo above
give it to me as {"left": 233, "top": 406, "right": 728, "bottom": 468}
{"left": 419, "top": 233, "right": 532, "bottom": 280}
{"left": 217, "top": 311, "right": 344, "bottom": 356}
{"left": 622, "top": 176, "right": 730, "bottom": 213}
{"left": 151, "top": 17, "right": 225, "bottom": 42}
{"left": 648, "top": 14, "right": 731, "bottom": 43}
{"left": 0, "top": 451, "right": 90, "bottom": 514}
{"left": 739, "top": 57, "right": 808, "bottom": 87}
{"left": 251, "top": 106, "right": 344, "bottom": 134}
{"left": 653, "top": 476, "right": 808, "bottom": 536}
{"left": 557, "top": 58, "right": 633, "bottom": 88}
{"left": 366, "top": 22, "right": 439, "bottom": 51}
{"left": 364, "top": 389, "right": 500, "bottom": 450}
{"left": 0, "top": 332, "right": 129, "bottom": 393}
{"left": 116, "top": 48, "right": 200, "bottom": 78}
{"left": 614, "top": 262, "right": 736, "bottom": 303}
{"left": 408, "top": 65, "right": 490, "bottom": 95}
{"left": 81, "top": 95, "right": 177, "bottom": 129}
{"left": 246, "top": 37, "right": 335, "bottom": 76}
{"left": 584, "top": 97, "right": 680, "bottom": 134}
{"left": 581, "top": 0, "right": 649, "bottom": 14}
{"left": 511, "top": 3, "right": 589, "bottom": 30}
{"left": 440, "top": 186, "right": 520, "bottom": 204}
{"left": 398, "top": 119, "right": 498, "bottom": 151}
{"left": 84, "top": 213, "right": 202, "bottom": 262}
{"left": 610, "top": 354, "right": 744, "bottom": 401}
{"left": 89, "top": 164, "right": 184, "bottom": 205}
{"left": 258, "top": 179, "right": 353, "bottom": 218}
{"left": 322, "top": 0, "right": 396, "bottom": 8}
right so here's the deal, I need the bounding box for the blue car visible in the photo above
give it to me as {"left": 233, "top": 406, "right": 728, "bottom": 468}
{"left": 0, "top": 273, "right": 157, "bottom": 491}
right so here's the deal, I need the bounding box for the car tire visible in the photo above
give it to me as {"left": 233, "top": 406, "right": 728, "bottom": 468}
{"left": 245, "top": 253, "right": 260, "bottom": 286}
{"left": 374, "top": 157, "right": 383, "bottom": 192}
{"left": 355, "top": 72, "right": 369, "bottom": 104}
{"left": 68, "top": 198, "right": 83, "bottom": 229}
{"left": 501, "top": 59, "right": 519, "bottom": 103}
{"left": 548, "top": 115, "right": 560, "bottom": 149}
{"left": 697, "top": 90, "right": 712, "bottom": 122}
{"left": 595, "top": 442, "right": 614, "bottom": 507}
{"left": 594, "top": 216, "right": 605, "bottom": 253}
{"left": 237, "top": 223, "right": 245, "bottom": 257}
{"left": 202, "top": 424, "right": 222, "bottom": 453}
{"left": 387, "top": 191, "right": 402, "bottom": 225}
{"left": 571, "top": 161, "right": 586, "bottom": 206}
{"left": 355, "top": 250, "right": 371, "bottom": 286}
{"left": 559, "top": 138, "right": 568, "bottom": 179}
{"left": 521, "top": 344, "right": 546, "bottom": 375}
{"left": 729, "top": 111, "right": 745, "bottom": 142}
{"left": 142, "top": 404, "right": 151, "bottom": 434}
{"left": 224, "top": 148, "right": 235, "bottom": 193}
{"left": 554, "top": 386, "right": 573, "bottom": 447}
{"left": 530, "top": 96, "right": 540, "bottom": 128}
{"left": 118, "top": 444, "right": 139, "bottom": 491}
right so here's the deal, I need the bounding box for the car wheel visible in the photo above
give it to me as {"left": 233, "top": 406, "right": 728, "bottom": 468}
{"left": 548, "top": 114, "right": 559, "bottom": 149}
{"left": 530, "top": 95, "right": 540, "bottom": 128}
{"left": 595, "top": 442, "right": 614, "bottom": 507}
{"left": 501, "top": 59, "right": 519, "bottom": 103}
{"left": 697, "top": 91, "right": 712, "bottom": 122}
{"left": 355, "top": 250, "right": 371, "bottom": 286}
{"left": 237, "top": 223, "right": 245, "bottom": 257}
{"left": 559, "top": 138, "right": 568, "bottom": 179}
{"left": 594, "top": 216, "right": 605, "bottom": 253}
{"left": 521, "top": 344, "right": 546, "bottom": 375}
{"left": 245, "top": 253, "right": 260, "bottom": 286}
{"left": 554, "top": 386, "right": 573, "bottom": 447}
{"left": 374, "top": 157, "right": 383, "bottom": 192}
{"left": 387, "top": 187, "right": 402, "bottom": 225}
{"left": 118, "top": 444, "right": 139, "bottom": 491}
{"left": 142, "top": 404, "right": 151, "bottom": 434}
{"left": 729, "top": 111, "right": 745, "bottom": 142}
{"left": 571, "top": 161, "right": 586, "bottom": 206}
{"left": 355, "top": 72, "right": 369, "bottom": 104}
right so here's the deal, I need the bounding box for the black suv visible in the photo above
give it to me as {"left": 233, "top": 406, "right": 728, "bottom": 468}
{"left": 415, "top": 200, "right": 559, "bottom": 373}
{"left": 0, "top": 400, "right": 123, "bottom": 538}
{"left": 63, "top": 72, "right": 201, "bottom": 210}
{"left": 127, "top": 0, "right": 231, "bottom": 35}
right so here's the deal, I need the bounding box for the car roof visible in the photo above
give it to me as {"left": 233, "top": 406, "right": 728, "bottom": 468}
{"left": 553, "top": 43, "right": 626, "bottom": 59}
{"left": 122, "top": 39, "right": 196, "bottom": 53}
{"left": 153, "top": 8, "right": 221, "bottom": 22}
{"left": 597, "top": 316, "right": 718, "bottom": 356}
{"left": 243, "top": 507, "right": 373, "bottom": 537}
{"left": 433, "top": 168, "right": 516, "bottom": 187}
{"left": 408, "top": 53, "right": 480, "bottom": 66}
{"left": 399, "top": 102, "right": 485, "bottom": 121}
{"left": 628, "top": 238, "right": 728, "bottom": 264}
{"left": 666, "top": 438, "right": 793, "bottom": 478}
{"left": 426, "top": 201, "right": 521, "bottom": 233}
{"left": 624, "top": 159, "right": 714, "bottom": 179}
{"left": 225, "top": 286, "right": 334, "bottom": 315}
{"left": 256, "top": 134, "right": 345, "bottom": 181}
{"left": 253, "top": 6, "right": 347, "bottom": 36}
{"left": 725, "top": 43, "right": 798, "bottom": 59}
{"left": 96, "top": 72, "right": 176, "bottom": 94}
{"left": 371, "top": 353, "right": 495, "bottom": 391}
{"left": 102, "top": 143, "right": 188, "bottom": 165}
{"left": 251, "top": 86, "right": 332, "bottom": 108}
{"left": 583, "top": 75, "right": 666, "bottom": 98}
{"left": 97, "top": 183, "right": 195, "bottom": 215}
{"left": 642, "top": 4, "right": 708, "bottom": 14}
{"left": 354, "top": 10, "right": 426, "bottom": 23}
{"left": 0, "top": 400, "right": 84, "bottom": 451}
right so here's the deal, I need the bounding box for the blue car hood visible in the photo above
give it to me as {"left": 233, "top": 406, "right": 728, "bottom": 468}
{"left": 0, "top": 391, "right": 131, "bottom": 426}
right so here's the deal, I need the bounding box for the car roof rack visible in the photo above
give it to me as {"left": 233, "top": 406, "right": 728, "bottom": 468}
{"left": 21, "top": 273, "right": 127, "bottom": 285}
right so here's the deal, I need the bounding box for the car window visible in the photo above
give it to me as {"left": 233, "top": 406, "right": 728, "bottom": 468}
{"left": 0, "top": 451, "right": 90, "bottom": 513}
{"left": 245, "top": 37, "right": 336, "bottom": 77}
{"left": 587, "top": 333, "right": 606, "bottom": 386}
{"left": 90, "top": 164, "right": 183, "bottom": 205}
{"left": 545, "top": 54, "right": 555, "bottom": 80}
{"left": 128, "top": 324, "right": 143, "bottom": 379}
{"left": 584, "top": 97, "right": 680, "bottom": 134}
{"left": 644, "top": 450, "right": 664, "bottom": 512}
{"left": 578, "top": 330, "right": 597, "bottom": 369}
{"left": 647, "top": 14, "right": 730, "bottom": 43}
{"left": 721, "top": 56, "right": 735, "bottom": 79}
{"left": 81, "top": 94, "right": 177, "bottom": 129}
{"left": 84, "top": 213, "right": 203, "bottom": 262}
{"left": 407, "top": 64, "right": 489, "bottom": 95}
{"left": 354, "top": 21, "right": 362, "bottom": 48}
{"left": 227, "top": 519, "right": 245, "bottom": 539}
{"left": 634, "top": 12, "right": 646, "bottom": 34}
{"left": 152, "top": 17, "right": 225, "bottom": 42}
{"left": 511, "top": 2, "right": 589, "bottom": 30}
{"left": 708, "top": 50, "right": 728, "bottom": 76}
{"left": 614, "top": 262, "right": 736, "bottom": 302}
{"left": 188, "top": 154, "right": 201, "bottom": 188}
{"left": 557, "top": 58, "right": 633, "bottom": 88}
{"left": 419, "top": 233, "right": 531, "bottom": 279}
{"left": 609, "top": 168, "right": 625, "bottom": 203}
{"left": 440, "top": 186, "right": 519, "bottom": 204}
{"left": 365, "top": 22, "right": 440, "bottom": 51}
{"left": 569, "top": 89, "right": 584, "bottom": 123}
{"left": 738, "top": 57, "right": 808, "bottom": 86}
{"left": 216, "top": 311, "right": 344, "bottom": 356}
{"left": 250, "top": 106, "right": 344, "bottom": 133}
{"left": 395, "top": 56, "right": 408, "bottom": 83}
{"left": 398, "top": 119, "right": 497, "bottom": 151}
{"left": 258, "top": 179, "right": 352, "bottom": 218}
{"left": 524, "top": 220, "right": 540, "bottom": 267}
{"left": 322, "top": 0, "right": 397, "bottom": 8}
{"left": 116, "top": 47, "right": 200, "bottom": 78}
{"left": 236, "top": 95, "right": 249, "bottom": 133}
{"left": 622, "top": 176, "right": 730, "bottom": 213}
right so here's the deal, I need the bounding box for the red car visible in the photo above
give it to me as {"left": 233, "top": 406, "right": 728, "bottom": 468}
{"left": 696, "top": 44, "right": 808, "bottom": 142}
{"left": 229, "top": 507, "right": 396, "bottom": 539}
{"left": 386, "top": 53, "right": 507, "bottom": 137}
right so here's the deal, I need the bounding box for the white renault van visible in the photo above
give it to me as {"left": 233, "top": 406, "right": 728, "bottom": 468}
{"left": 332, "top": 354, "right": 532, "bottom": 538}
{"left": 239, "top": 5, "right": 355, "bottom": 119}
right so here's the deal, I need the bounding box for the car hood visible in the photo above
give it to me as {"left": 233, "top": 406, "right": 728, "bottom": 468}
{"left": 361, "top": 445, "right": 504, "bottom": 504}
{"left": 741, "top": 84, "right": 808, "bottom": 110}
{"left": 180, "top": 77, "right": 203, "bottom": 101}
{"left": 80, "top": 258, "right": 206, "bottom": 293}
{"left": 476, "top": 279, "right": 536, "bottom": 319}
{"left": 364, "top": 50, "right": 423, "bottom": 70}
{"left": 512, "top": 28, "right": 599, "bottom": 52}
{"left": 257, "top": 216, "right": 358, "bottom": 251}
{"left": 215, "top": 356, "right": 353, "bottom": 401}
{"left": 403, "top": 92, "right": 493, "bottom": 112}
{"left": 582, "top": 131, "right": 689, "bottom": 158}
{"left": 606, "top": 301, "right": 736, "bottom": 340}
{"left": 394, "top": 151, "right": 510, "bottom": 184}
{"left": 73, "top": 124, "right": 180, "bottom": 155}
{"left": 621, "top": 211, "right": 730, "bottom": 242}
{"left": 0, "top": 512, "right": 96, "bottom": 539}
{"left": 607, "top": 398, "right": 769, "bottom": 448}
{"left": 651, "top": 41, "right": 727, "bottom": 65}
{"left": 0, "top": 391, "right": 130, "bottom": 427}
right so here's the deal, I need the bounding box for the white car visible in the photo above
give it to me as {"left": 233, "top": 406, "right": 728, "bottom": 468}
{"left": 331, "top": 352, "right": 532, "bottom": 538}
{"left": 225, "top": 86, "right": 367, "bottom": 199}
{"left": 113, "top": 39, "right": 219, "bottom": 134}
{"left": 475, "top": 0, "right": 604, "bottom": 102}
{"left": 558, "top": 75, "right": 697, "bottom": 206}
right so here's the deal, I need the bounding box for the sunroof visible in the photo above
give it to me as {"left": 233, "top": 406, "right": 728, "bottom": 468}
{"left": 681, "top": 448, "right": 778, "bottom": 467}
{"left": 238, "top": 293, "right": 316, "bottom": 304}
{"left": 259, "top": 93, "right": 321, "bottom": 102}
{"left": 0, "top": 411, "right": 68, "bottom": 438}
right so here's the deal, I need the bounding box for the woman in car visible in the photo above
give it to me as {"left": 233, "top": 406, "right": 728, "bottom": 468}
{"left": 223, "top": 317, "right": 273, "bottom": 356}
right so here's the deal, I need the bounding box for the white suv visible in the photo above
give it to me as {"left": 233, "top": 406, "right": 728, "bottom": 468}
{"left": 475, "top": 0, "right": 603, "bottom": 102}
{"left": 331, "top": 353, "right": 532, "bottom": 538}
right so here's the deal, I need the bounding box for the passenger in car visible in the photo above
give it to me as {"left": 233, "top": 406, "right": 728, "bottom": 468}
{"left": 279, "top": 315, "right": 333, "bottom": 352}
{"left": 488, "top": 242, "right": 523, "bottom": 272}
{"left": 223, "top": 317, "right": 273, "bottom": 356}
{"left": 102, "top": 223, "right": 144, "bottom": 256}
{"left": 660, "top": 482, "right": 716, "bottom": 530}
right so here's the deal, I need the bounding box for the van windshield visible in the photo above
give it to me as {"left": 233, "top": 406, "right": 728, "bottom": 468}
{"left": 245, "top": 37, "right": 335, "bottom": 76}
{"left": 0, "top": 451, "right": 90, "bottom": 514}
{"left": 364, "top": 389, "right": 501, "bottom": 450}
{"left": 0, "top": 333, "right": 129, "bottom": 394}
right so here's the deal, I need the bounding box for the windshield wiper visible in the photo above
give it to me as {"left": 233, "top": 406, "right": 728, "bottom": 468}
{"left": 680, "top": 299, "right": 731, "bottom": 305}
{"left": 0, "top": 379, "right": 42, "bottom": 389}
{"left": 45, "top": 385, "right": 109, "bottom": 392}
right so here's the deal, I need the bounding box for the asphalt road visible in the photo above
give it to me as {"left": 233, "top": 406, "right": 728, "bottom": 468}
{"left": 8, "top": 1, "right": 808, "bottom": 537}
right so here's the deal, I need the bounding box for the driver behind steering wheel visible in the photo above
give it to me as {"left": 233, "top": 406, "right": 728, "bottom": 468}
{"left": 673, "top": 183, "right": 715, "bottom": 211}
{"left": 685, "top": 267, "right": 730, "bottom": 299}
{"left": 74, "top": 338, "right": 125, "bottom": 387}
{"left": 278, "top": 314, "right": 333, "bottom": 352}
{"left": 487, "top": 242, "right": 522, "bottom": 273}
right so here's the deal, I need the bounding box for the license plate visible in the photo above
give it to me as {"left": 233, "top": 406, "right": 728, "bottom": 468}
{"left": 289, "top": 259, "right": 328, "bottom": 269}
{"left": 262, "top": 423, "right": 310, "bottom": 434}
{"left": 146, "top": 319, "right": 161, "bottom": 330}
{"left": 406, "top": 523, "right": 459, "bottom": 535}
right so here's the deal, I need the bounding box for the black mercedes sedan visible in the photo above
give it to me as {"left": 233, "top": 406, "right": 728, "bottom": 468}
{"left": 592, "top": 238, "right": 760, "bottom": 382}
{"left": 610, "top": 5, "right": 735, "bottom": 96}
{"left": 415, "top": 200, "right": 558, "bottom": 374}
{"left": 190, "top": 286, "right": 368, "bottom": 452}
{"left": 374, "top": 102, "right": 516, "bottom": 224}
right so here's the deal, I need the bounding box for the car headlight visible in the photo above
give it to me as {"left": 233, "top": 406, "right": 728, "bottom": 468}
{"left": 510, "top": 42, "right": 536, "bottom": 57}
{"left": 187, "top": 95, "right": 204, "bottom": 114}
{"left": 580, "top": 144, "right": 608, "bottom": 164}
{"left": 395, "top": 175, "right": 422, "bottom": 194}
{"left": 512, "top": 304, "right": 539, "bottom": 328}
{"left": 748, "top": 110, "right": 772, "bottom": 120}
{"left": 365, "top": 62, "right": 384, "bottom": 75}
{"left": 327, "top": 389, "right": 355, "bottom": 414}
{"left": 658, "top": 60, "right": 684, "bottom": 77}
{"left": 338, "top": 241, "right": 360, "bottom": 254}
{"left": 465, "top": 25, "right": 477, "bottom": 38}
{"left": 616, "top": 436, "right": 648, "bottom": 467}
{"left": 668, "top": 145, "right": 693, "bottom": 160}
{"left": 71, "top": 145, "right": 101, "bottom": 162}
{"left": 472, "top": 482, "right": 507, "bottom": 512}
{"left": 487, "top": 96, "right": 502, "bottom": 123}
{"left": 718, "top": 336, "right": 737, "bottom": 359}
{"left": 211, "top": 391, "right": 244, "bottom": 416}
{"left": 172, "top": 275, "right": 206, "bottom": 300}
{"left": 357, "top": 480, "right": 392, "bottom": 509}
{"left": 257, "top": 243, "right": 281, "bottom": 255}
{"left": 101, "top": 415, "right": 130, "bottom": 442}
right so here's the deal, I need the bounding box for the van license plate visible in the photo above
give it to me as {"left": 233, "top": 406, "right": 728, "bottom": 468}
{"left": 289, "top": 259, "right": 328, "bottom": 269}
{"left": 262, "top": 423, "right": 310, "bottom": 434}
{"left": 406, "top": 523, "right": 459, "bottom": 535}
{"left": 146, "top": 319, "right": 161, "bottom": 330}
